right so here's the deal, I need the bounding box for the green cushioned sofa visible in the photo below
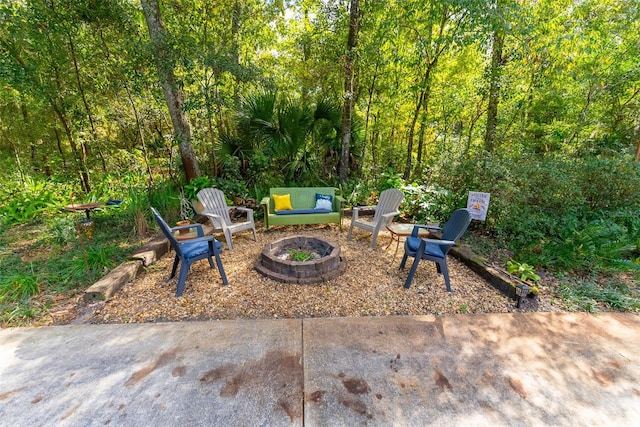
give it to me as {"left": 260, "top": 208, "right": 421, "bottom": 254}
{"left": 260, "top": 187, "right": 345, "bottom": 230}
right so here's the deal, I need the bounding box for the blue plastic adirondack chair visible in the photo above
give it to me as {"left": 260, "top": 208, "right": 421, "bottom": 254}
{"left": 399, "top": 208, "right": 472, "bottom": 292}
{"left": 151, "top": 207, "right": 228, "bottom": 296}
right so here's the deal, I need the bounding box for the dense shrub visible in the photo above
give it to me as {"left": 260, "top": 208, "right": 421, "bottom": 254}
{"left": 426, "top": 152, "right": 640, "bottom": 272}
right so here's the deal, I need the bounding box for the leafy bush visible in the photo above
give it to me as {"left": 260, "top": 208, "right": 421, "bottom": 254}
{"left": 426, "top": 151, "right": 640, "bottom": 272}
{"left": 183, "top": 176, "right": 213, "bottom": 200}
{"left": 211, "top": 177, "right": 249, "bottom": 198}
{"left": 0, "top": 176, "right": 68, "bottom": 226}
{"left": 400, "top": 184, "right": 453, "bottom": 223}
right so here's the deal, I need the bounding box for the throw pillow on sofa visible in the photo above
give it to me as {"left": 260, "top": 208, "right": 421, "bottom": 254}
{"left": 315, "top": 193, "right": 333, "bottom": 210}
{"left": 273, "top": 194, "right": 293, "bottom": 211}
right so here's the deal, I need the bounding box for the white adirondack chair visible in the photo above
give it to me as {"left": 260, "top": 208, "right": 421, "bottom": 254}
{"left": 197, "top": 188, "right": 257, "bottom": 251}
{"left": 348, "top": 188, "right": 404, "bottom": 248}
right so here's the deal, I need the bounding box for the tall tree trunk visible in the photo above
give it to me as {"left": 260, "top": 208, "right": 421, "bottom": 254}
{"left": 141, "top": 0, "right": 200, "bottom": 182}
{"left": 67, "top": 32, "right": 107, "bottom": 172}
{"left": 230, "top": 2, "right": 242, "bottom": 106}
{"left": 125, "top": 86, "right": 154, "bottom": 186}
{"left": 21, "top": 102, "right": 39, "bottom": 173}
{"left": 338, "top": 0, "right": 360, "bottom": 183}
{"left": 52, "top": 118, "right": 67, "bottom": 168}
{"left": 635, "top": 114, "right": 640, "bottom": 160}
{"left": 51, "top": 100, "right": 90, "bottom": 193}
{"left": 360, "top": 63, "right": 379, "bottom": 176}
{"left": 403, "top": 4, "right": 451, "bottom": 179}
{"left": 41, "top": 27, "right": 91, "bottom": 192}
{"left": 371, "top": 113, "right": 378, "bottom": 171}
{"left": 404, "top": 89, "right": 425, "bottom": 179}
{"left": 413, "top": 113, "right": 427, "bottom": 176}
{"left": 484, "top": 28, "right": 504, "bottom": 152}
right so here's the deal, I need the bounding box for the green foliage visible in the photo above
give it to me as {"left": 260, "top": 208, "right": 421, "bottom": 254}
{"left": 506, "top": 260, "right": 541, "bottom": 284}
{"left": 183, "top": 176, "right": 213, "bottom": 200}
{"left": 148, "top": 180, "right": 181, "bottom": 214}
{"left": 211, "top": 176, "right": 248, "bottom": 198}
{"left": 400, "top": 184, "right": 453, "bottom": 223}
{"left": 0, "top": 176, "right": 68, "bottom": 226}
{"left": 1, "top": 303, "right": 38, "bottom": 325}
{"left": 338, "top": 181, "right": 375, "bottom": 207}
{"left": 0, "top": 269, "right": 40, "bottom": 302}
{"left": 47, "top": 216, "right": 78, "bottom": 247}
{"left": 288, "top": 249, "right": 313, "bottom": 262}
{"left": 427, "top": 152, "right": 640, "bottom": 272}
{"left": 225, "top": 91, "right": 345, "bottom": 188}
{"left": 558, "top": 280, "right": 640, "bottom": 313}
{"left": 378, "top": 169, "right": 404, "bottom": 191}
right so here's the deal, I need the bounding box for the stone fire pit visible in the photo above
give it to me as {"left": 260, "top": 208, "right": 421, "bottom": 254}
{"left": 255, "top": 236, "right": 346, "bottom": 284}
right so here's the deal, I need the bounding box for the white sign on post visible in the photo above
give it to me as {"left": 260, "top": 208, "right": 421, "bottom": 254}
{"left": 467, "top": 191, "right": 490, "bottom": 221}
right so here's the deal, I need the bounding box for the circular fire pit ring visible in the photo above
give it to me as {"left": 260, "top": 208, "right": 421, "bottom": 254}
{"left": 255, "top": 235, "right": 346, "bottom": 284}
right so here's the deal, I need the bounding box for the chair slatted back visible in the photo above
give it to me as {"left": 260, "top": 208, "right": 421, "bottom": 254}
{"left": 373, "top": 188, "right": 404, "bottom": 222}
{"left": 151, "top": 207, "right": 184, "bottom": 257}
{"left": 197, "top": 188, "right": 232, "bottom": 226}
{"left": 439, "top": 208, "right": 472, "bottom": 252}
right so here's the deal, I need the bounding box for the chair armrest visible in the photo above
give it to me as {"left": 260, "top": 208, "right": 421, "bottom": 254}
{"left": 352, "top": 205, "right": 376, "bottom": 221}
{"left": 260, "top": 197, "right": 271, "bottom": 214}
{"left": 231, "top": 206, "right": 254, "bottom": 222}
{"left": 177, "top": 235, "right": 217, "bottom": 245}
{"left": 381, "top": 210, "right": 400, "bottom": 220}
{"left": 420, "top": 237, "right": 457, "bottom": 247}
{"left": 334, "top": 195, "right": 346, "bottom": 211}
{"left": 232, "top": 206, "right": 254, "bottom": 215}
{"left": 353, "top": 205, "right": 376, "bottom": 211}
{"left": 201, "top": 211, "right": 226, "bottom": 229}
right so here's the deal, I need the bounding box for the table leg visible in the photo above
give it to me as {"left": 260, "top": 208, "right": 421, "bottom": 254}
{"left": 386, "top": 232, "right": 401, "bottom": 257}
{"left": 394, "top": 235, "right": 401, "bottom": 258}
{"left": 385, "top": 233, "right": 395, "bottom": 250}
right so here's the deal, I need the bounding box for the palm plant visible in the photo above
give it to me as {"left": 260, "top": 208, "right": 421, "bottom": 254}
{"left": 225, "top": 91, "right": 344, "bottom": 186}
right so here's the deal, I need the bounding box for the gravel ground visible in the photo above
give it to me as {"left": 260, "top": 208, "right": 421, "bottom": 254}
{"left": 78, "top": 220, "right": 564, "bottom": 324}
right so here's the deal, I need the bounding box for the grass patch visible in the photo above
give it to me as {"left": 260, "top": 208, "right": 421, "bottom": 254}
{"left": 558, "top": 279, "right": 640, "bottom": 312}
{"left": 0, "top": 207, "right": 148, "bottom": 325}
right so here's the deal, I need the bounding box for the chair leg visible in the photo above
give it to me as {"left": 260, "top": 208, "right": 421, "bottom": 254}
{"left": 170, "top": 255, "right": 180, "bottom": 280}
{"left": 439, "top": 260, "right": 452, "bottom": 292}
{"left": 399, "top": 253, "right": 409, "bottom": 269}
{"left": 347, "top": 221, "right": 354, "bottom": 240}
{"left": 403, "top": 256, "right": 422, "bottom": 289}
{"left": 251, "top": 227, "right": 257, "bottom": 242}
{"left": 214, "top": 253, "right": 229, "bottom": 286}
{"left": 224, "top": 230, "right": 234, "bottom": 251}
{"left": 369, "top": 231, "right": 378, "bottom": 248}
{"left": 175, "top": 262, "right": 191, "bottom": 296}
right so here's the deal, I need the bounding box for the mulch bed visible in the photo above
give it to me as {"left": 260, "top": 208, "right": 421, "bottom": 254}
{"left": 37, "top": 220, "right": 561, "bottom": 325}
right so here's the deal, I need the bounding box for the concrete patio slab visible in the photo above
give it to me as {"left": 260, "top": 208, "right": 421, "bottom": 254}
{"left": 1, "top": 313, "right": 639, "bottom": 426}
{"left": 303, "top": 313, "right": 640, "bottom": 426}
{"left": 0, "top": 319, "right": 303, "bottom": 427}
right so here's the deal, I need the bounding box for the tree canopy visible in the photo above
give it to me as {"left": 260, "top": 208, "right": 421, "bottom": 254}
{"left": 1, "top": 0, "right": 638, "bottom": 191}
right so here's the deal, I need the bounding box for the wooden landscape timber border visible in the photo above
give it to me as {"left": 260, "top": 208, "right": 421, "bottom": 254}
{"left": 450, "top": 245, "right": 537, "bottom": 309}
{"left": 83, "top": 236, "right": 169, "bottom": 301}
{"left": 84, "top": 231, "right": 533, "bottom": 307}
